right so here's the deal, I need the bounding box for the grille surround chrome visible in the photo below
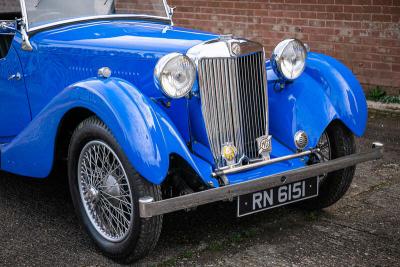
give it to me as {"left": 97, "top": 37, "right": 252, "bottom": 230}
{"left": 188, "top": 38, "right": 269, "bottom": 169}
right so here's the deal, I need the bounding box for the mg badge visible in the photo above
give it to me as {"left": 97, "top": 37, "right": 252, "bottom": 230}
{"left": 257, "top": 135, "right": 272, "bottom": 159}
{"left": 231, "top": 43, "right": 241, "bottom": 56}
{"left": 221, "top": 143, "right": 237, "bottom": 166}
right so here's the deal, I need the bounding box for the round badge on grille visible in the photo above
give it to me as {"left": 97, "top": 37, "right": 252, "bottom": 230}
{"left": 257, "top": 135, "right": 272, "bottom": 160}
{"left": 259, "top": 138, "right": 270, "bottom": 151}
{"left": 231, "top": 43, "right": 241, "bottom": 56}
{"left": 221, "top": 143, "right": 237, "bottom": 166}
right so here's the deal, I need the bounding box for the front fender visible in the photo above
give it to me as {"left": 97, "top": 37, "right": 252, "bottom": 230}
{"left": 268, "top": 52, "right": 368, "bottom": 150}
{"left": 1, "top": 78, "right": 214, "bottom": 185}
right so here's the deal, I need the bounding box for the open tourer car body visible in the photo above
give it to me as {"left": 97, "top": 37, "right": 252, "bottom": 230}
{"left": 0, "top": 0, "right": 383, "bottom": 262}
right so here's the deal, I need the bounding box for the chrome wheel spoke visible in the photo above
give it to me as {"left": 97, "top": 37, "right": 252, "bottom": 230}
{"left": 100, "top": 191, "right": 132, "bottom": 210}
{"left": 100, "top": 198, "right": 131, "bottom": 227}
{"left": 98, "top": 183, "right": 129, "bottom": 189}
{"left": 317, "top": 132, "right": 331, "bottom": 181}
{"left": 78, "top": 140, "right": 133, "bottom": 242}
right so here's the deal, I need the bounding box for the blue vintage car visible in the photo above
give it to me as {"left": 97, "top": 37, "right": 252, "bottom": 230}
{"left": 0, "top": 0, "right": 383, "bottom": 262}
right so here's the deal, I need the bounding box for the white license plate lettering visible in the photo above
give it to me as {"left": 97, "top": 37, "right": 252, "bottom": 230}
{"left": 238, "top": 177, "right": 319, "bottom": 217}
{"left": 252, "top": 189, "right": 274, "bottom": 210}
{"left": 252, "top": 192, "right": 263, "bottom": 210}
{"left": 278, "top": 185, "right": 288, "bottom": 203}
{"left": 292, "top": 182, "right": 303, "bottom": 199}
{"left": 277, "top": 181, "right": 306, "bottom": 204}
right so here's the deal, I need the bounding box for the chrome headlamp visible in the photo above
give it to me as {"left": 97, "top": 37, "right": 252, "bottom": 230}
{"left": 271, "top": 39, "right": 308, "bottom": 81}
{"left": 154, "top": 53, "right": 196, "bottom": 99}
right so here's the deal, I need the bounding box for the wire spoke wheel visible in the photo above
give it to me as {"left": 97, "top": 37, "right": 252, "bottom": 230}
{"left": 69, "top": 117, "right": 163, "bottom": 262}
{"left": 316, "top": 131, "right": 331, "bottom": 181}
{"left": 78, "top": 140, "right": 134, "bottom": 242}
{"left": 318, "top": 131, "right": 331, "bottom": 162}
{"left": 300, "top": 122, "right": 356, "bottom": 210}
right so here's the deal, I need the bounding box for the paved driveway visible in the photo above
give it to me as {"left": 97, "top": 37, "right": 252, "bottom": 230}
{"left": 0, "top": 112, "right": 399, "bottom": 266}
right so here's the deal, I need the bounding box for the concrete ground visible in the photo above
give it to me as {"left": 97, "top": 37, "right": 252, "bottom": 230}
{"left": 0, "top": 111, "right": 399, "bottom": 267}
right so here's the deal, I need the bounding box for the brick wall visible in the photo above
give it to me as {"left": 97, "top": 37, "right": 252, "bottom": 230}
{"left": 2, "top": 1, "right": 399, "bottom": 94}
{"left": 166, "top": 0, "right": 400, "bottom": 94}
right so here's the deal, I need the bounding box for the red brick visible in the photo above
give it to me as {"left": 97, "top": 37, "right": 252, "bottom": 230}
{"left": 4, "top": 0, "right": 396, "bottom": 93}
{"left": 170, "top": 0, "right": 400, "bottom": 92}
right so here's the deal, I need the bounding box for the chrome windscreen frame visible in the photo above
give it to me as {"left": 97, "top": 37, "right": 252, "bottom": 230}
{"left": 18, "top": 0, "right": 173, "bottom": 33}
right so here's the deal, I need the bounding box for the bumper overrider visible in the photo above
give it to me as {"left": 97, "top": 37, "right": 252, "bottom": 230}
{"left": 139, "top": 143, "right": 384, "bottom": 218}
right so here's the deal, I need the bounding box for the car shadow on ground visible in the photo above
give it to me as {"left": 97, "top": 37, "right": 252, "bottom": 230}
{"left": 0, "top": 167, "right": 322, "bottom": 266}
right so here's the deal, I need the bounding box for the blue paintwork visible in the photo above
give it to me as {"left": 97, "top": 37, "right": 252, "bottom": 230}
{"left": 1, "top": 77, "right": 218, "bottom": 186}
{"left": 267, "top": 52, "right": 367, "bottom": 152}
{"left": 0, "top": 43, "right": 31, "bottom": 139}
{"left": 0, "top": 18, "right": 367, "bottom": 187}
{"left": 17, "top": 20, "right": 218, "bottom": 118}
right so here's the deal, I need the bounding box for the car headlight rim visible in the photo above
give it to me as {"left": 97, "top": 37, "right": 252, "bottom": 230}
{"left": 271, "top": 39, "right": 308, "bottom": 81}
{"left": 154, "top": 53, "right": 196, "bottom": 99}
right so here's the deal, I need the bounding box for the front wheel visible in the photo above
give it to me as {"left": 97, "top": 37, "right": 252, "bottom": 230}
{"left": 68, "top": 116, "right": 162, "bottom": 263}
{"left": 302, "top": 121, "right": 356, "bottom": 210}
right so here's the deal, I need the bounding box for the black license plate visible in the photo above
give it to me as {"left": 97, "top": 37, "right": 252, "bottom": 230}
{"left": 237, "top": 177, "right": 319, "bottom": 217}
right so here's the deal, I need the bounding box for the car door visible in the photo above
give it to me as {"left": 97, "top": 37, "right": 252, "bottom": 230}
{"left": 0, "top": 33, "right": 31, "bottom": 142}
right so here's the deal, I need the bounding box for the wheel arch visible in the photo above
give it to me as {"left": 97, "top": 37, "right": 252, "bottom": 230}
{"left": 0, "top": 77, "right": 170, "bottom": 181}
{"left": 267, "top": 52, "right": 368, "bottom": 151}
{"left": 54, "top": 107, "right": 96, "bottom": 163}
{"left": 1, "top": 77, "right": 216, "bottom": 187}
{"left": 324, "top": 119, "right": 354, "bottom": 135}
{"left": 160, "top": 153, "right": 211, "bottom": 197}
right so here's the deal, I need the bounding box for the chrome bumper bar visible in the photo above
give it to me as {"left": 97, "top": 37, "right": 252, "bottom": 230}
{"left": 139, "top": 143, "right": 384, "bottom": 218}
{"left": 212, "top": 148, "right": 319, "bottom": 177}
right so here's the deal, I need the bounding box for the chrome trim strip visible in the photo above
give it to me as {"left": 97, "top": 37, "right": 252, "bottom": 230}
{"left": 187, "top": 38, "right": 265, "bottom": 64}
{"left": 138, "top": 144, "right": 384, "bottom": 218}
{"left": 213, "top": 149, "right": 317, "bottom": 177}
{"left": 19, "top": 0, "right": 172, "bottom": 33}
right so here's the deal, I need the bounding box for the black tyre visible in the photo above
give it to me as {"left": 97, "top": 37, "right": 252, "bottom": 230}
{"left": 68, "top": 116, "right": 162, "bottom": 263}
{"left": 302, "top": 121, "right": 356, "bottom": 210}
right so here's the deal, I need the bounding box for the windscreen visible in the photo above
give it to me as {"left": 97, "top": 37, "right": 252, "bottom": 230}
{"left": 24, "top": 0, "right": 168, "bottom": 29}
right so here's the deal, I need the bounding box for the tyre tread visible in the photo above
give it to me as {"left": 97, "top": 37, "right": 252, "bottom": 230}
{"left": 301, "top": 121, "right": 356, "bottom": 210}
{"left": 69, "top": 116, "right": 162, "bottom": 263}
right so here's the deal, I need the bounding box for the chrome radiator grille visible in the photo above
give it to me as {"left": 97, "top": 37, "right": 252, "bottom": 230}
{"left": 198, "top": 51, "right": 268, "bottom": 168}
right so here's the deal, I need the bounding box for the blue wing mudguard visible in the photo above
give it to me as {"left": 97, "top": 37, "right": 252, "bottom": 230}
{"left": 267, "top": 52, "right": 368, "bottom": 151}
{"left": 0, "top": 78, "right": 216, "bottom": 186}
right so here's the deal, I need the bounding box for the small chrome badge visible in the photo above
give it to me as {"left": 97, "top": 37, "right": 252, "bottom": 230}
{"left": 221, "top": 143, "right": 237, "bottom": 166}
{"left": 257, "top": 135, "right": 272, "bottom": 159}
{"left": 294, "top": 130, "right": 308, "bottom": 151}
{"left": 98, "top": 67, "right": 112, "bottom": 79}
{"left": 231, "top": 43, "right": 241, "bottom": 56}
